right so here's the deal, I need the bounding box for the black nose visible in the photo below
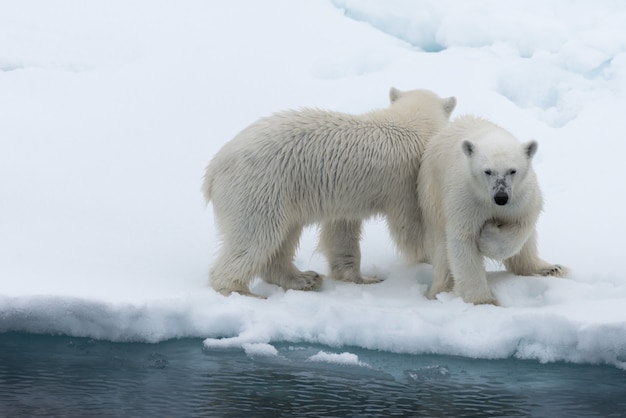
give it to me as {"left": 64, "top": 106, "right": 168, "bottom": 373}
{"left": 494, "top": 192, "right": 509, "bottom": 206}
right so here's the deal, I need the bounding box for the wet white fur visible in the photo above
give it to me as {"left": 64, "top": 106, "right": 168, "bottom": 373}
{"left": 204, "top": 88, "right": 456, "bottom": 295}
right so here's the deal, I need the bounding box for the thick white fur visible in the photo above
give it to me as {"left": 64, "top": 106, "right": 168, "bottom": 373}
{"left": 417, "top": 115, "right": 568, "bottom": 305}
{"left": 204, "top": 88, "right": 456, "bottom": 295}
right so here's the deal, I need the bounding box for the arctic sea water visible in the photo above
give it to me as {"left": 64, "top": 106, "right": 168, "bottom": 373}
{"left": 1, "top": 333, "right": 624, "bottom": 417}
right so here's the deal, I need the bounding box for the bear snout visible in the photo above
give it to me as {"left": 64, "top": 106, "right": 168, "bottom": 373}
{"left": 494, "top": 191, "right": 509, "bottom": 206}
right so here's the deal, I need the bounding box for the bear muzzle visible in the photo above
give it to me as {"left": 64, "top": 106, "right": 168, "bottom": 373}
{"left": 494, "top": 191, "right": 509, "bottom": 206}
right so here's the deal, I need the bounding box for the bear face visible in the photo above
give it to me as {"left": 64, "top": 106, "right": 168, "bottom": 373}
{"left": 462, "top": 132, "right": 538, "bottom": 207}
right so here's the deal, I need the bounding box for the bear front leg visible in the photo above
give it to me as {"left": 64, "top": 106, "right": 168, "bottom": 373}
{"left": 504, "top": 229, "right": 569, "bottom": 278}
{"left": 319, "top": 220, "right": 381, "bottom": 284}
{"left": 478, "top": 219, "right": 533, "bottom": 261}
{"left": 447, "top": 231, "right": 498, "bottom": 305}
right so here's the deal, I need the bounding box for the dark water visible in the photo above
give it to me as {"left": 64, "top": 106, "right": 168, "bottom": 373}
{"left": 0, "top": 333, "right": 625, "bottom": 417}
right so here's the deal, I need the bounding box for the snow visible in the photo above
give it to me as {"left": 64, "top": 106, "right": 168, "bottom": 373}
{"left": 241, "top": 343, "right": 279, "bottom": 358}
{"left": 1, "top": 1, "right": 626, "bottom": 370}
{"left": 307, "top": 351, "right": 368, "bottom": 367}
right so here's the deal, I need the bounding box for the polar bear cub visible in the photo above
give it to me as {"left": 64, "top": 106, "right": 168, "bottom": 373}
{"left": 418, "top": 115, "right": 568, "bottom": 305}
{"left": 204, "top": 88, "right": 456, "bottom": 296}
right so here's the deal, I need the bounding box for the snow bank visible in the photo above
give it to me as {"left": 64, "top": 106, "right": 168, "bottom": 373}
{"left": 1, "top": 1, "right": 626, "bottom": 370}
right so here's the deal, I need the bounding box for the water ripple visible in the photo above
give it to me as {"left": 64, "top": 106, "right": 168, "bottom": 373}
{"left": 1, "top": 333, "right": 624, "bottom": 417}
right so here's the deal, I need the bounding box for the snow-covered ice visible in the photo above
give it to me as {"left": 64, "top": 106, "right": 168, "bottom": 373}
{"left": 1, "top": 1, "right": 626, "bottom": 369}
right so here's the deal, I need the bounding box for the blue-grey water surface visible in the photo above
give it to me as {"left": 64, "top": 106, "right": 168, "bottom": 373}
{"left": 0, "top": 332, "right": 624, "bottom": 417}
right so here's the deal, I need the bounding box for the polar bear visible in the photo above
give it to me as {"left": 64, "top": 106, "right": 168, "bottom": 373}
{"left": 204, "top": 88, "right": 456, "bottom": 296}
{"left": 417, "top": 115, "right": 568, "bottom": 305}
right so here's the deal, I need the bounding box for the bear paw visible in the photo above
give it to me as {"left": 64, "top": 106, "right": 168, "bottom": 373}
{"left": 284, "top": 271, "right": 324, "bottom": 291}
{"left": 472, "top": 295, "right": 499, "bottom": 306}
{"left": 478, "top": 222, "right": 500, "bottom": 251}
{"left": 335, "top": 274, "right": 382, "bottom": 285}
{"left": 478, "top": 221, "right": 519, "bottom": 260}
{"left": 214, "top": 285, "right": 263, "bottom": 298}
{"left": 355, "top": 275, "right": 383, "bottom": 285}
{"left": 539, "top": 264, "right": 569, "bottom": 278}
{"left": 454, "top": 285, "right": 499, "bottom": 306}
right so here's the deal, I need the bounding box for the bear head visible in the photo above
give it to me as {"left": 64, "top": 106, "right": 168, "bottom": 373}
{"left": 462, "top": 130, "right": 538, "bottom": 207}
{"left": 389, "top": 87, "right": 457, "bottom": 120}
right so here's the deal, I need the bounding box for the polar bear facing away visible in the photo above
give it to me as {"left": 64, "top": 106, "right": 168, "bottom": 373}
{"left": 204, "top": 88, "right": 456, "bottom": 296}
{"left": 418, "top": 115, "right": 568, "bottom": 305}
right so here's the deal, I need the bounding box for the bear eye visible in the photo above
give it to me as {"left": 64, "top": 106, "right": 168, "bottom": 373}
{"left": 484, "top": 169, "right": 492, "bottom": 176}
{"left": 509, "top": 169, "right": 517, "bottom": 175}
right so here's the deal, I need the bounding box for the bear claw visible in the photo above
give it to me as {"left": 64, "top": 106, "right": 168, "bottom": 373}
{"left": 356, "top": 276, "right": 383, "bottom": 285}
{"left": 286, "top": 271, "right": 323, "bottom": 291}
{"left": 540, "top": 264, "right": 569, "bottom": 278}
{"left": 215, "top": 287, "right": 265, "bottom": 298}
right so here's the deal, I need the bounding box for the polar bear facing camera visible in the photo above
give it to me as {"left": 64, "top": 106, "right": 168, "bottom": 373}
{"left": 418, "top": 115, "right": 568, "bottom": 305}
{"left": 204, "top": 88, "right": 456, "bottom": 296}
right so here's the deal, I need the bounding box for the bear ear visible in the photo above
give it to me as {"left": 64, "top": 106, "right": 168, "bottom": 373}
{"left": 462, "top": 140, "right": 474, "bottom": 157}
{"left": 443, "top": 96, "right": 457, "bottom": 116}
{"left": 389, "top": 87, "right": 402, "bottom": 103}
{"left": 524, "top": 140, "right": 538, "bottom": 159}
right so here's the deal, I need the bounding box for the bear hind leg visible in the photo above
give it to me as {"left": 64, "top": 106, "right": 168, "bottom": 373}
{"left": 210, "top": 220, "right": 301, "bottom": 296}
{"left": 210, "top": 247, "right": 263, "bottom": 296}
{"left": 261, "top": 225, "right": 323, "bottom": 292}
{"left": 427, "top": 241, "right": 455, "bottom": 299}
{"left": 319, "top": 220, "right": 381, "bottom": 284}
